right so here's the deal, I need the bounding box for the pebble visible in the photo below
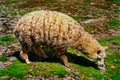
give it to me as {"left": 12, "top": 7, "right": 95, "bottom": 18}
{"left": 0, "top": 46, "right": 8, "bottom": 56}
{"left": 8, "top": 56, "right": 16, "bottom": 61}
{"left": 0, "top": 62, "right": 5, "bottom": 70}
{"left": 3, "top": 61, "right": 12, "bottom": 66}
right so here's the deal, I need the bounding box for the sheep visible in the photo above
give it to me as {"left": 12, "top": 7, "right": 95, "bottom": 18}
{"left": 14, "top": 10, "right": 107, "bottom": 72}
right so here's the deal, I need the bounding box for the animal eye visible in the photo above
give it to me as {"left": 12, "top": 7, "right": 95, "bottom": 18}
{"left": 97, "top": 50, "right": 101, "bottom": 54}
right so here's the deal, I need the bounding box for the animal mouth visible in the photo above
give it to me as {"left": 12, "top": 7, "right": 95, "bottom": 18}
{"left": 98, "top": 64, "right": 104, "bottom": 67}
{"left": 98, "top": 63, "right": 106, "bottom": 72}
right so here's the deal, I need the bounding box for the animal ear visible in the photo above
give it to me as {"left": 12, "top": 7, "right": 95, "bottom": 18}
{"left": 97, "top": 50, "right": 101, "bottom": 54}
{"left": 103, "top": 46, "right": 108, "bottom": 50}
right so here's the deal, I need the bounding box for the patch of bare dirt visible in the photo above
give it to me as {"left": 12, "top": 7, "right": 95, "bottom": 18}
{"left": 94, "top": 29, "right": 120, "bottom": 39}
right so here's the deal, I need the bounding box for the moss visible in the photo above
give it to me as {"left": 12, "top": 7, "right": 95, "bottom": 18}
{"left": 98, "top": 38, "right": 114, "bottom": 50}
{"left": 98, "top": 36, "right": 120, "bottom": 50}
{"left": 108, "top": 19, "right": 120, "bottom": 26}
{"left": 84, "top": 0, "right": 92, "bottom": 4}
{"left": 49, "top": 68, "right": 69, "bottom": 77}
{"left": 105, "top": 52, "right": 120, "bottom": 80}
{"left": 114, "top": 6, "right": 120, "bottom": 13}
{"left": 30, "top": 62, "right": 69, "bottom": 77}
{"left": 0, "top": 60, "right": 30, "bottom": 79}
{"left": 3, "top": 77, "right": 11, "bottom": 80}
{"left": 0, "top": 69, "right": 7, "bottom": 76}
{"left": 71, "top": 16, "right": 80, "bottom": 21}
{"left": 106, "top": 0, "right": 120, "bottom": 2}
{"left": 67, "top": 48, "right": 78, "bottom": 54}
{"left": 0, "top": 35, "right": 17, "bottom": 45}
{"left": 105, "top": 36, "right": 120, "bottom": 46}
{"left": 0, "top": 41, "right": 5, "bottom": 45}
{"left": 0, "top": 53, "right": 8, "bottom": 61}
{"left": 7, "top": 60, "right": 30, "bottom": 78}
{"left": 0, "top": 35, "right": 16, "bottom": 41}
{"left": 5, "top": 0, "right": 18, "bottom": 3}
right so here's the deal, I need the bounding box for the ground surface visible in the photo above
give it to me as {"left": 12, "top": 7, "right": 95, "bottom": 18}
{"left": 0, "top": 0, "right": 120, "bottom": 80}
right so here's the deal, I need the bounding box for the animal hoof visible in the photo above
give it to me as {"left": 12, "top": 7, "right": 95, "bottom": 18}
{"left": 27, "top": 62, "right": 32, "bottom": 66}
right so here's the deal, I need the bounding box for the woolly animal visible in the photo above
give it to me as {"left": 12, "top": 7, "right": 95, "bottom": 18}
{"left": 14, "top": 10, "right": 107, "bottom": 72}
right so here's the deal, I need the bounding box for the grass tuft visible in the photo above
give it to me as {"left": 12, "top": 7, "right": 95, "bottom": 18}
{"left": 5, "top": 0, "right": 18, "bottom": 3}
{"left": 0, "top": 60, "right": 30, "bottom": 79}
{"left": 0, "top": 35, "right": 16, "bottom": 41}
{"left": 105, "top": 52, "right": 120, "bottom": 79}
{"left": 50, "top": 68, "right": 69, "bottom": 77}
{"left": 108, "top": 19, "right": 120, "bottom": 26}
{"left": 0, "top": 53, "right": 8, "bottom": 61}
{"left": 0, "top": 35, "right": 17, "bottom": 45}
{"left": 98, "top": 36, "right": 120, "bottom": 50}
{"left": 7, "top": 60, "right": 30, "bottom": 78}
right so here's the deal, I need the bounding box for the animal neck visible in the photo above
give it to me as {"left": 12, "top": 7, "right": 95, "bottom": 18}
{"left": 74, "top": 31, "right": 101, "bottom": 54}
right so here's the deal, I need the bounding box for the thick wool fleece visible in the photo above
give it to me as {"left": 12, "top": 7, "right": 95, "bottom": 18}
{"left": 14, "top": 10, "right": 104, "bottom": 60}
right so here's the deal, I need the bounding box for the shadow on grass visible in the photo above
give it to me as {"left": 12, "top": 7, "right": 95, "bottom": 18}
{"left": 13, "top": 50, "right": 98, "bottom": 70}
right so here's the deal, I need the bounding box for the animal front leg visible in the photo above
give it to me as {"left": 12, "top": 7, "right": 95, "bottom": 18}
{"left": 20, "top": 50, "right": 31, "bottom": 65}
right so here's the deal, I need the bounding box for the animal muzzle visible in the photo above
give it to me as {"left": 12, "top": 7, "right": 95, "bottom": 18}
{"left": 97, "top": 58, "right": 106, "bottom": 73}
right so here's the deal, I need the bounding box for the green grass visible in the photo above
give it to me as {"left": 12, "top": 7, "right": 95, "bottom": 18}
{"left": 98, "top": 36, "right": 120, "bottom": 50}
{"left": 71, "top": 16, "right": 80, "bottom": 21}
{"left": 0, "top": 60, "right": 30, "bottom": 79}
{"left": 0, "top": 69, "right": 7, "bottom": 76}
{"left": 67, "top": 48, "right": 78, "bottom": 54}
{"left": 5, "top": 0, "right": 19, "bottom": 3}
{"left": 114, "top": 6, "right": 120, "bottom": 13}
{"left": 7, "top": 60, "right": 30, "bottom": 79}
{"left": 0, "top": 0, "right": 120, "bottom": 79}
{"left": 49, "top": 67, "right": 69, "bottom": 77}
{"left": 30, "top": 62, "right": 70, "bottom": 77}
{"left": 106, "top": 0, "right": 120, "bottom": 2}
{"left": 0, "top": 53, "right": 8, "bottom": 61}
{"left": 0, "top": 35, "right": 120, "bottom": 79}
{"left": 0, "top": 5, "right": 40, "bottom": 19}
{"left": 0, "top": 35, "right": 16, "bottom": 41}
{"left": 104, "top": 36, "right": 120, "bottom": 46}
{"left": 108, "top": 19, "right": 120, "bottom": 26}
{"left": 84, "top": 0, "right": 92, "bottom": 4}
{"left": 0, "top": 5, "right": 27, "bottom": 18}
{"left": 0, "top": 41, "right": 5, "bottom": 45}
{"left": 98, "top": 36, "right": 120, "bottom": 79}
{"left": 0, "top": 35, "right": 17, "bottom": 45}
{"left": 105, "top": 19, "right": 120, "bottom": 30}
{"left": 3, "top": 78, "right": 11, "bottom": 80}
{"left": 105, "top": 52, "right": 120, "bottom": 80}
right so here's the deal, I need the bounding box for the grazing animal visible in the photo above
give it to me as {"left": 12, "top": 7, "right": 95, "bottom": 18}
{"left": 14, "top": 10, "right": 107, "bottom": 72}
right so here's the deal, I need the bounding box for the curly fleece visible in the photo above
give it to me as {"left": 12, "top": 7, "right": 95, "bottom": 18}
{"left": 14, "top": 10, "right": 105, "bottom": 59}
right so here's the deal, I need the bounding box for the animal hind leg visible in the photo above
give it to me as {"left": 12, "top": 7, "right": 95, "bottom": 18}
{"left": 33, "top": 44, "right": 48, "bottom": 58}
{"left": 56, "top": 49, "right": 69, "bottom": 67}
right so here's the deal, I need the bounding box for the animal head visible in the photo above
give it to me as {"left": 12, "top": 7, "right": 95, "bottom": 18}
{"left": 87, "top": 46, "right": 107, "bottom": 73}
{"left": 96, "top": 46, "right": 107, "bottom": 72}
{"left": 79, "top": 45, "right": 107, "bottom": 73}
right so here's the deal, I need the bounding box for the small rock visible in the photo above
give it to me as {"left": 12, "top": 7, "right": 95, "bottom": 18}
{"left": 89, "top": 77, "right": 95, "bottom": 80}
{"left": 74, "top": 75, "right": 80, "bottom": 80}
{"left": 3, "top": 61, "right": 12, "bottom": 66}
{"left": 83, "top": 18, "right": 105, "bottom": 24}
{"left": 8, "top": 56, "right": 16, "bottom": 61}
{"left": 0, "top": 46, "right": 8, "bottom": 56}
{"left": 0, "top": 62, "right": 5, "bottom": 70}
{"left": 26, "top": 74, "right": 33, "bottom": 78}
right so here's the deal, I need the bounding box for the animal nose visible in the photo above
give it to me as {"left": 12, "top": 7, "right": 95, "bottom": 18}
{"left": 97, "top": 57, "right": 101, "bottom": 61}
{"left": 98, "top": 64, "right": 104, "bottom": 67}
